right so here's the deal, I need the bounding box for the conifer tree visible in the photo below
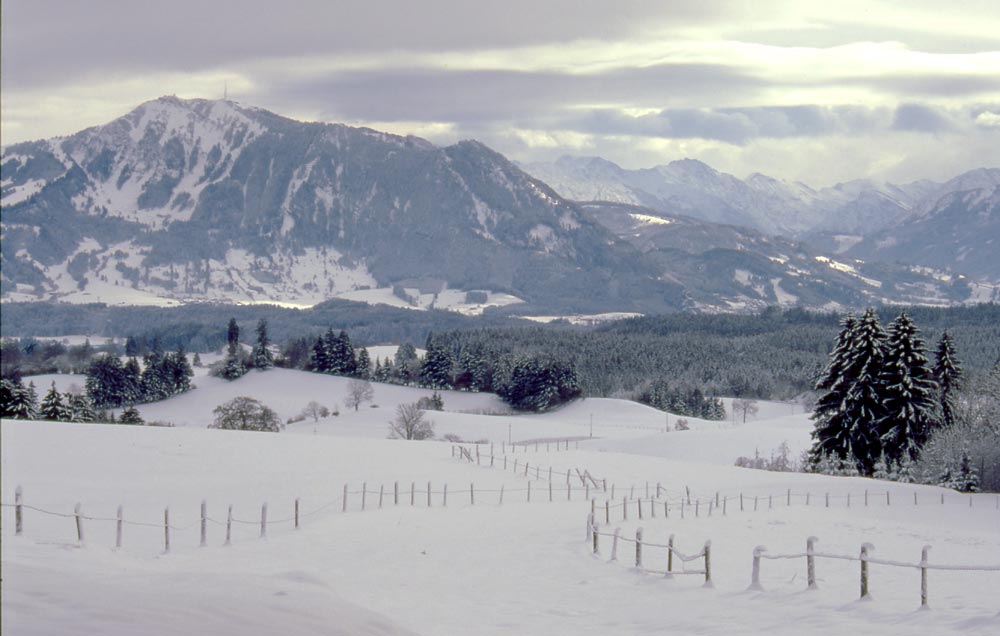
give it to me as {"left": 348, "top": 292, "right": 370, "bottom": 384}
{"left": 420, "top": 336, "right": 453, "bottom": 389}
{"left": 843, "top": 308, "right": 888, "bottom": 475}
{"left": 221, "top": 318, "right": 247, "bottom": 381}
{"left": 309, "top": 335, "right": 329, "bottom": 373}
{"left": 356, "top": 347, "right": 371, "bottom": 380}
{"left": 67, "top": 393, "right": 96, "bottom": 422}
{"left": 251, "top": 319, "right": 274, "bottom": 370}
{"left": 119, "top": 405, "right": 145, "bottom": 425}
{"left": 167, "top": 345, "right": 194, "bottom": 393}
{"left": 7, "top": 379, "right": 40, "bottom": 419}
{"left": 40, "top": 382, "right": 68, "bottom": 421}
{"left": 878, "top": 312, "right": 938, "bottom": 462}
{"left": 932, "top": 331, "right": 962, "bottom": 429}
{"left": 809, "top": 313, "right": 859, "bottom": 465}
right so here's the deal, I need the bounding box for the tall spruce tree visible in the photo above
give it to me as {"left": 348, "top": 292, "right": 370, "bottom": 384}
{"left": 356, "top": 347, "right": 371, "bottom": 380}
{"left": 221, "top": 318, "right": 247, "bottom": 381}
{"left": 878, "top": 312, "right": 938, "bottom": 462}
{"left": 932, "top": 331, "right": 962, "bottom": 429}
{"left": 420, "top": 335, "right": 453, "bottom": 389}
{"left": 809, "top": 313, "right": 859, "bottom": 465}
{"left": 844, "top": 308, "right": 888, "bottom": 475}
{"left": 252, "top": 319, "right": 274, "bottom": 370}
{"left": 7, "top": 380, "right": 40, "bottom": 419}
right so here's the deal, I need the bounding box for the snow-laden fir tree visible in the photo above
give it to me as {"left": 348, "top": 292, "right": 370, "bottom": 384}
{"left": 878, "top": 311, "right": 938, "bottom": 462}
{"left": 808, "top": 312, "right": 859, "bottom": 466}
{"left": 309, "top": 335, "right": 330, "bottom": 373}
{"left": 420, "top": 335, "right": 453, "bottom": 389}
{"left": 7, "top": 380, "right": 40, "bottom": 419}
{"left": 844, "top": 309, "right": 889, "bottom": 475}
{"left": 67, "top": 393, "right": 96, "bottom": 422}
{"left": 119, "top": 405, "right": 145, "bottom": 425}
{"left": 166, "top": 345, "right": 194, "bottom": 394}
{"left": 932, "top": 331, "right": 962, "bottom": 429}
{"left": 40, "top": 382, "right": 69, "bottom": 421}
{"left": 356, "top": 347, "right": 371, "bottom": 380}
{"left": 251, "top": 319, "right": 274, "bottom": 370}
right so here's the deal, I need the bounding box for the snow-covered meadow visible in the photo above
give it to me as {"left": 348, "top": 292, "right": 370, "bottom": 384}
{"left": 3, "top": 367, "right": 999, "bottom": 635}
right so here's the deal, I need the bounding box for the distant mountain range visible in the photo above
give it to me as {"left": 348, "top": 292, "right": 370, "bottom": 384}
{"left": 521, "top": 157, "right": 1000, "bottom": 280}
{"left": 2, "top": 97, "right": 997, "bottom": 314}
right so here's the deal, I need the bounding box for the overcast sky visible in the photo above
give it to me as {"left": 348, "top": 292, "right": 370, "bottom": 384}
{"left": 2, "top": 0, "right": 999, "bottom": 186}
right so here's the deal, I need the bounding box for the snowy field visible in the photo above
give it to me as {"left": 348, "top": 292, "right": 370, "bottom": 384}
{"left": 3, "top": 368, "right": 999, "bottom": 636}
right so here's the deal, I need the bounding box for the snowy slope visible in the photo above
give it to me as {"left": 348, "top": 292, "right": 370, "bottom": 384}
{"left": 3, "top": 371, "right": 999, "bottom": 636}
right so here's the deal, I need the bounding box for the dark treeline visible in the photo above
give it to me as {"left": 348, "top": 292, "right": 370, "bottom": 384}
{"left": 0, "top": 300, "right": 524, "bottom": 352}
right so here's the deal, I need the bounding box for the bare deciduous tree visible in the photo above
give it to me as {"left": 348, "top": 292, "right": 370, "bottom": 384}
{"left": 733, "top": 398, "right": 759, "bottom": 423}
{"left": 344, "top": 379, "right": 374, "bottom": 411}
{"left": 388, "top": 402, "right": 434, "bottom": 440}
{"left": 301, "top": 400, "right": 329, "bottom": 422}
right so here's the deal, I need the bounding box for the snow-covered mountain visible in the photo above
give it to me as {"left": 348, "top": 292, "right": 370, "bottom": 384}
{"left": 521, "top": 157, "right": 1000, "bottom": 267}
{"left": 1, "top": 97, "right": 994, "bottom": 314}
{"left": 1, "top": 97, "right": 683, "bottom": 313}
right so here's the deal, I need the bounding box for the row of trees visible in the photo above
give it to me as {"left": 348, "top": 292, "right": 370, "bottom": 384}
{"left": 635, "top": 380, "right": 726, "bottom": 420}
{"left": 0, "top": 376, "right": 146, "bottom": 425}
{"left": 808, "top": 310, "right": 964, "bottom": 478}
{"left": 85, "top": 343, "right": 194, "bottom": 408}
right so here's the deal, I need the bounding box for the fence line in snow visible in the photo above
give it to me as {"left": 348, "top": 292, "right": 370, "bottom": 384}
{"left": 454, "top": 445, "right": 1000, "bottom": 516}
{"left": 585, "top": 511, "right": 1000, "bottom": 610}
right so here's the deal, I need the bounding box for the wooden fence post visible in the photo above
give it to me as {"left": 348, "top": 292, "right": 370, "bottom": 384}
{"left": 611, "top": 527, "right": 621, "bottom": 561}
{"left": 748, "top": 545, "right": 766, "bottom": 591}
{"left": 605, "top": 500, "right": 610, "bottom": 524}
{"left": 163, "top": 507, "right": 169, "bottom": 553}
{"left": 914, "top": 492, "right": 917, "bottom": 506}
{"left": 260, "top": 503, "right": 268, "bottom": 539}
{"left": 723, "top": 496, "right": 727, "bottom": 515}
{"left": 651, "top": 497, "right": 656, "bottom": 518}
{"left": 427, "top": 481, "right": 432, "bottom": 507}
{"left": 295, "top": 497, "right": 301, "bottom": 528}
{"left": 394, "top": 481, "right": 399, "bottom": 506}
{"left": 623, "top": 496, "right": 628, "bottom": 521}
{"left": 740, "top": 492, "right": 744, "bottom": 511}
{"left": 695, "top": 500, "right": 699, "bottom": 517}
{"left": 362, "top": 482, "right": 367, "bottom": 511}
{"left": 847, "top": 492, "right": 851, "bottom": 507}
{"left": 200, "top": 500, "right": 207, "bottom": 547}
{"left": 343, "top": 484, "right": 349, "bottom": 512}
{"left": 664, "top": 501, "right": 669, "bottom": 518}
{"left": 444, "top": 484, "right": 448, "bottom": 507}
{"left": 769, "top": 494, "right": 773, "bottom": 509}
{"left": 411, "top": 481, "right": 415, "bottom": 506}
{"left": 715, "top": 491, "right": 719, "bottom": 507}
{"left": 15, "top": 486, "right": 23, "bottom": 536}
{"left": 525, "top": 461, "right": 530, "bottom": 477}
{"left": 865, "top": 489, "right": 869, "bottom": 506}
{"left": 567, "top": 481, "right": 572, "bottom": 502}
{"left": 638, "top": 498, "right": 643, "bottom": 520}
{"left": 527, "top": 481, "right": 532, "bottom": 502}
{"left": 514, "top": 459, "right": 519, "bottom": 474}
{"left": 611, "top": 484, "right": 616, "bottom": 499}
{"left": 825, "top": 492, "right": 829, "bottom": 508}
{"left": 549, "top": 480, "right": 553, "bottom": 502}
{"left": 116, "top": 505, "right": 123, "bottom": 549}
{"left": 754, "top": 496, "right": 759, "bottom": 511}
{"left": 920, "top": 545, "right": 931, "bottom": 609}
{"left": 379, "top": 485, "right": 384, "bottom": 509}
{"left": 593, "top": 520, "right": 600, "bottom": 555}
{"left": 75, "top": 503, "right": 84, "bottom": 543}
{"left": 807, "top": 536, "right": 818, "bottom": 589}
{"left": 646, "top": 482, "right": 650, "bottom": 499}
{"left": 703, "top": 541, "right": 712, "bottom": 587}
{"left": 860, "top": 543, "right": 873, "bottom": 599}
{"left": 603, "top": 478, "right": 607, "bottom": 492}
{"left": 225, "top": 505, "right": 232, "bottom": 546}
{"left": 503, "top": 456, "right": 507, "bottom": 470}
{"left": 806, "top": 492, "right": 810, "bottom": 506}
{"left": 656, "top": 482, "right": 662, "bottom": 499}
{"left": 470, "top": 483, "right": 475, "bottom": 506}
{"left": 635, "top": 527, "right": 643, "bottom": 569}
{"left": 499, "top": 484, "right": 504, "bottom": 505}
{"left": 667, "top": 534, "right": 674, "bottom": 575}
{"left": 787, "top": 489, "right": 791, "bottom": 506}
{"left": 887, "top": 491, "right": 890, "bottom": 506}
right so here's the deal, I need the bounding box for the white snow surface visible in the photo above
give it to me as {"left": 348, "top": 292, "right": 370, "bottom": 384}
{"left": 3, "top": 369, "right": 999, "bottom": 636}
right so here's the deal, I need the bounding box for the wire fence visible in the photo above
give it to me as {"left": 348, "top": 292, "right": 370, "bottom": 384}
{"left": 454, "top": 444, "right": 1000, "bottom": 518}
{"left": 586, "top": 512, "right": 1000, "bottom": 611}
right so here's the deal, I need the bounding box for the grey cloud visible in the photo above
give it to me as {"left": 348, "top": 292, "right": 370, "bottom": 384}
{"left": 842, "top": 72, "right": 1000, "bottom": 98}
{"left": 1, "top": 0, "right": 726, "bottom": 91}
{"left": 264, "top": 64, "right": 765, "bottom": 124}
{"left": 892, "top": 103, "right": 956, "bottom": 132}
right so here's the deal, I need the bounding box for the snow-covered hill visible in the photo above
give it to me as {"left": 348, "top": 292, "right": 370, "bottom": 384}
{"left": 3, "top": 370, "right": 998, "bottom": 635}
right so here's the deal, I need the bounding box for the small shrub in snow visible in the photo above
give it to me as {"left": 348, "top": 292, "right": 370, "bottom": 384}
{"left": 442, "top": 433, "right": 464, "bottom": 443}
{"left": 674, "top": 418, "right": 689, "bottom": 431}
{"left": 734, "top": 441, "right": 797, "bottom": 472}
{"left": 146, "top": 420, "right": 175, "bottom": 427}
